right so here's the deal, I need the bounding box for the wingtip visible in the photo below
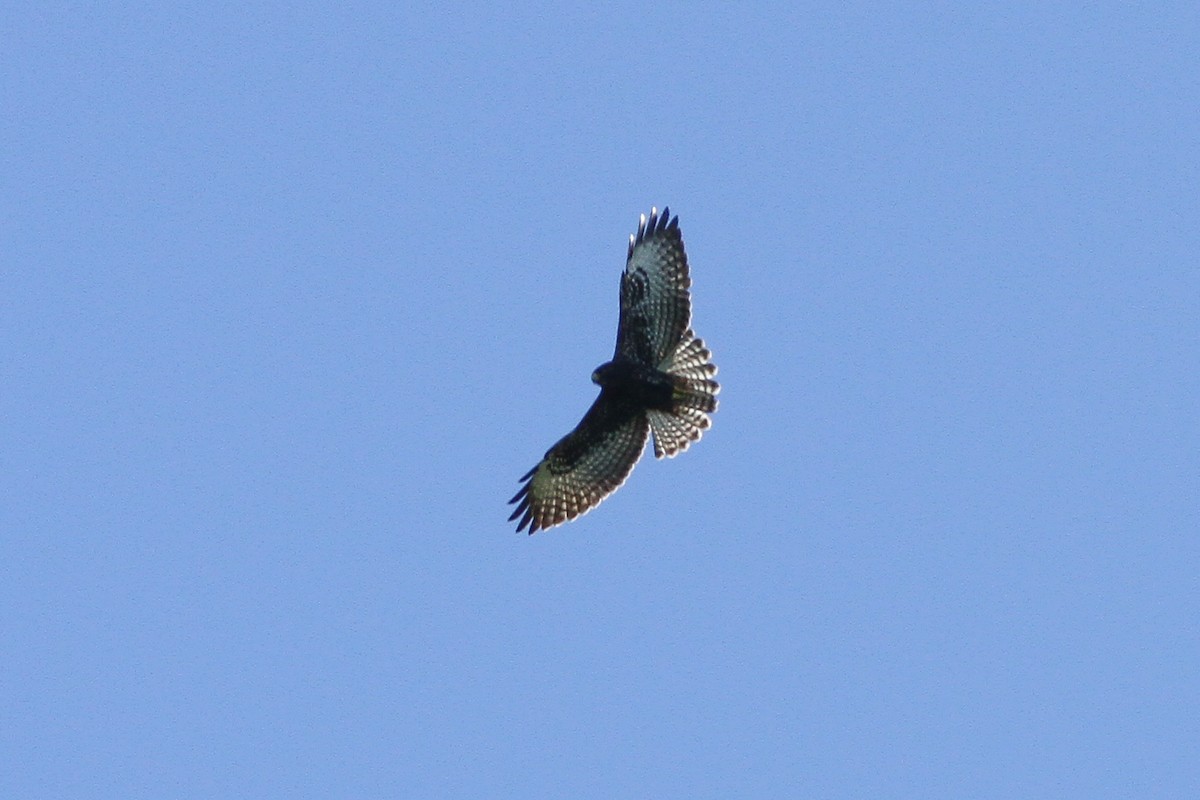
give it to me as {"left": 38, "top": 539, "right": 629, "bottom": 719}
{"left": 630, "top": 205, "right": 679, "bottom": 254}
{"left": 508, "top": 495, "right": 530, "bottom": 519}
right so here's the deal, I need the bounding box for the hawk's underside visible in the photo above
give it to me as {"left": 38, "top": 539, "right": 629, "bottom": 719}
{"left": 508, "top": 207, "right": 719, "bottom": 534}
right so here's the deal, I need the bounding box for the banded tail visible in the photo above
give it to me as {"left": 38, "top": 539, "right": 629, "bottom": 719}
{"left": 648, "top": 330, "right": 720, "bottom": 458}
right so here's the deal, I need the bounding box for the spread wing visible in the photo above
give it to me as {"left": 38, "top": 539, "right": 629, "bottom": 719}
{"left": 508, "top": 394, "right": 650, "bottom": 534}
{"left": 614, "top": 207, "right": 693, "bottom": 367}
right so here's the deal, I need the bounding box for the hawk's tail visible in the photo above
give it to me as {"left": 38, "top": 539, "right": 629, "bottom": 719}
{"left": 649, "top": 331, "right": 720, "bottom": 459}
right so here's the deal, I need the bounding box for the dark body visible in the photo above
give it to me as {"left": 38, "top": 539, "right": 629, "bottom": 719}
{"left": 591, "top": 359, "right": 675, "bottom": 412}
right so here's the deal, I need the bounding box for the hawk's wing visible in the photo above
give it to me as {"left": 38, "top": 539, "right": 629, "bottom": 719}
{"left": 508, "top": 394, "right": 650, "bottom": 534}
{"left": 614, "top": 207, "right": 693, "bottom": 367}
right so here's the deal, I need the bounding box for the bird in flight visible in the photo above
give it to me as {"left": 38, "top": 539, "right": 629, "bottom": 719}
{"left": 508, "top": 207, "right": 719, "bottom": 534}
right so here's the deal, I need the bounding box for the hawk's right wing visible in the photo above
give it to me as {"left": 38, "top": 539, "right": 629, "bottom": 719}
{"left": 614, "top": 207, "right": 694, "bottom": 367}
{"left": 508, "top": 394, "right": 649, "bottom": 534}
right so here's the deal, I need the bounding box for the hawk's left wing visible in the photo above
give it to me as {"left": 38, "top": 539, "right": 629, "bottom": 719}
{"left": 614, "top": 207, "right": 693, "bottom": 367}
{"left": 508, "top": 394, "right": 650, "bottom": 534}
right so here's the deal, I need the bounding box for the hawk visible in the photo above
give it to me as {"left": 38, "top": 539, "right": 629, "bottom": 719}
{"left": 508, "top": 207, "right": 719, "bottom": 534}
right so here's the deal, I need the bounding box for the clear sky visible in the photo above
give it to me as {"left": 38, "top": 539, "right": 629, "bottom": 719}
{"left": 3, "top": 3, "right": 1197, "bottom": 798}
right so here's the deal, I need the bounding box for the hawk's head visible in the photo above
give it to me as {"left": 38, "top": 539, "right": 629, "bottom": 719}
{"left": 591, "top": 361, "right": 623, "bottom": 387}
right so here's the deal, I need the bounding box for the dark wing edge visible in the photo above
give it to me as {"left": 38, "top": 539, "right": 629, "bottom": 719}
{"left": 508, "top": 398, "right": 650, "bottom": 534}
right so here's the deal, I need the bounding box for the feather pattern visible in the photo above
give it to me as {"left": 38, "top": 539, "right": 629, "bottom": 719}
{"left": 509, "top": 207, "right": 718, "bottom": 534}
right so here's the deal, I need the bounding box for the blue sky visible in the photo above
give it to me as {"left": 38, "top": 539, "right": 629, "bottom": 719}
{"left": 3, "top": 3, "right": 1197, "bottom": 797}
